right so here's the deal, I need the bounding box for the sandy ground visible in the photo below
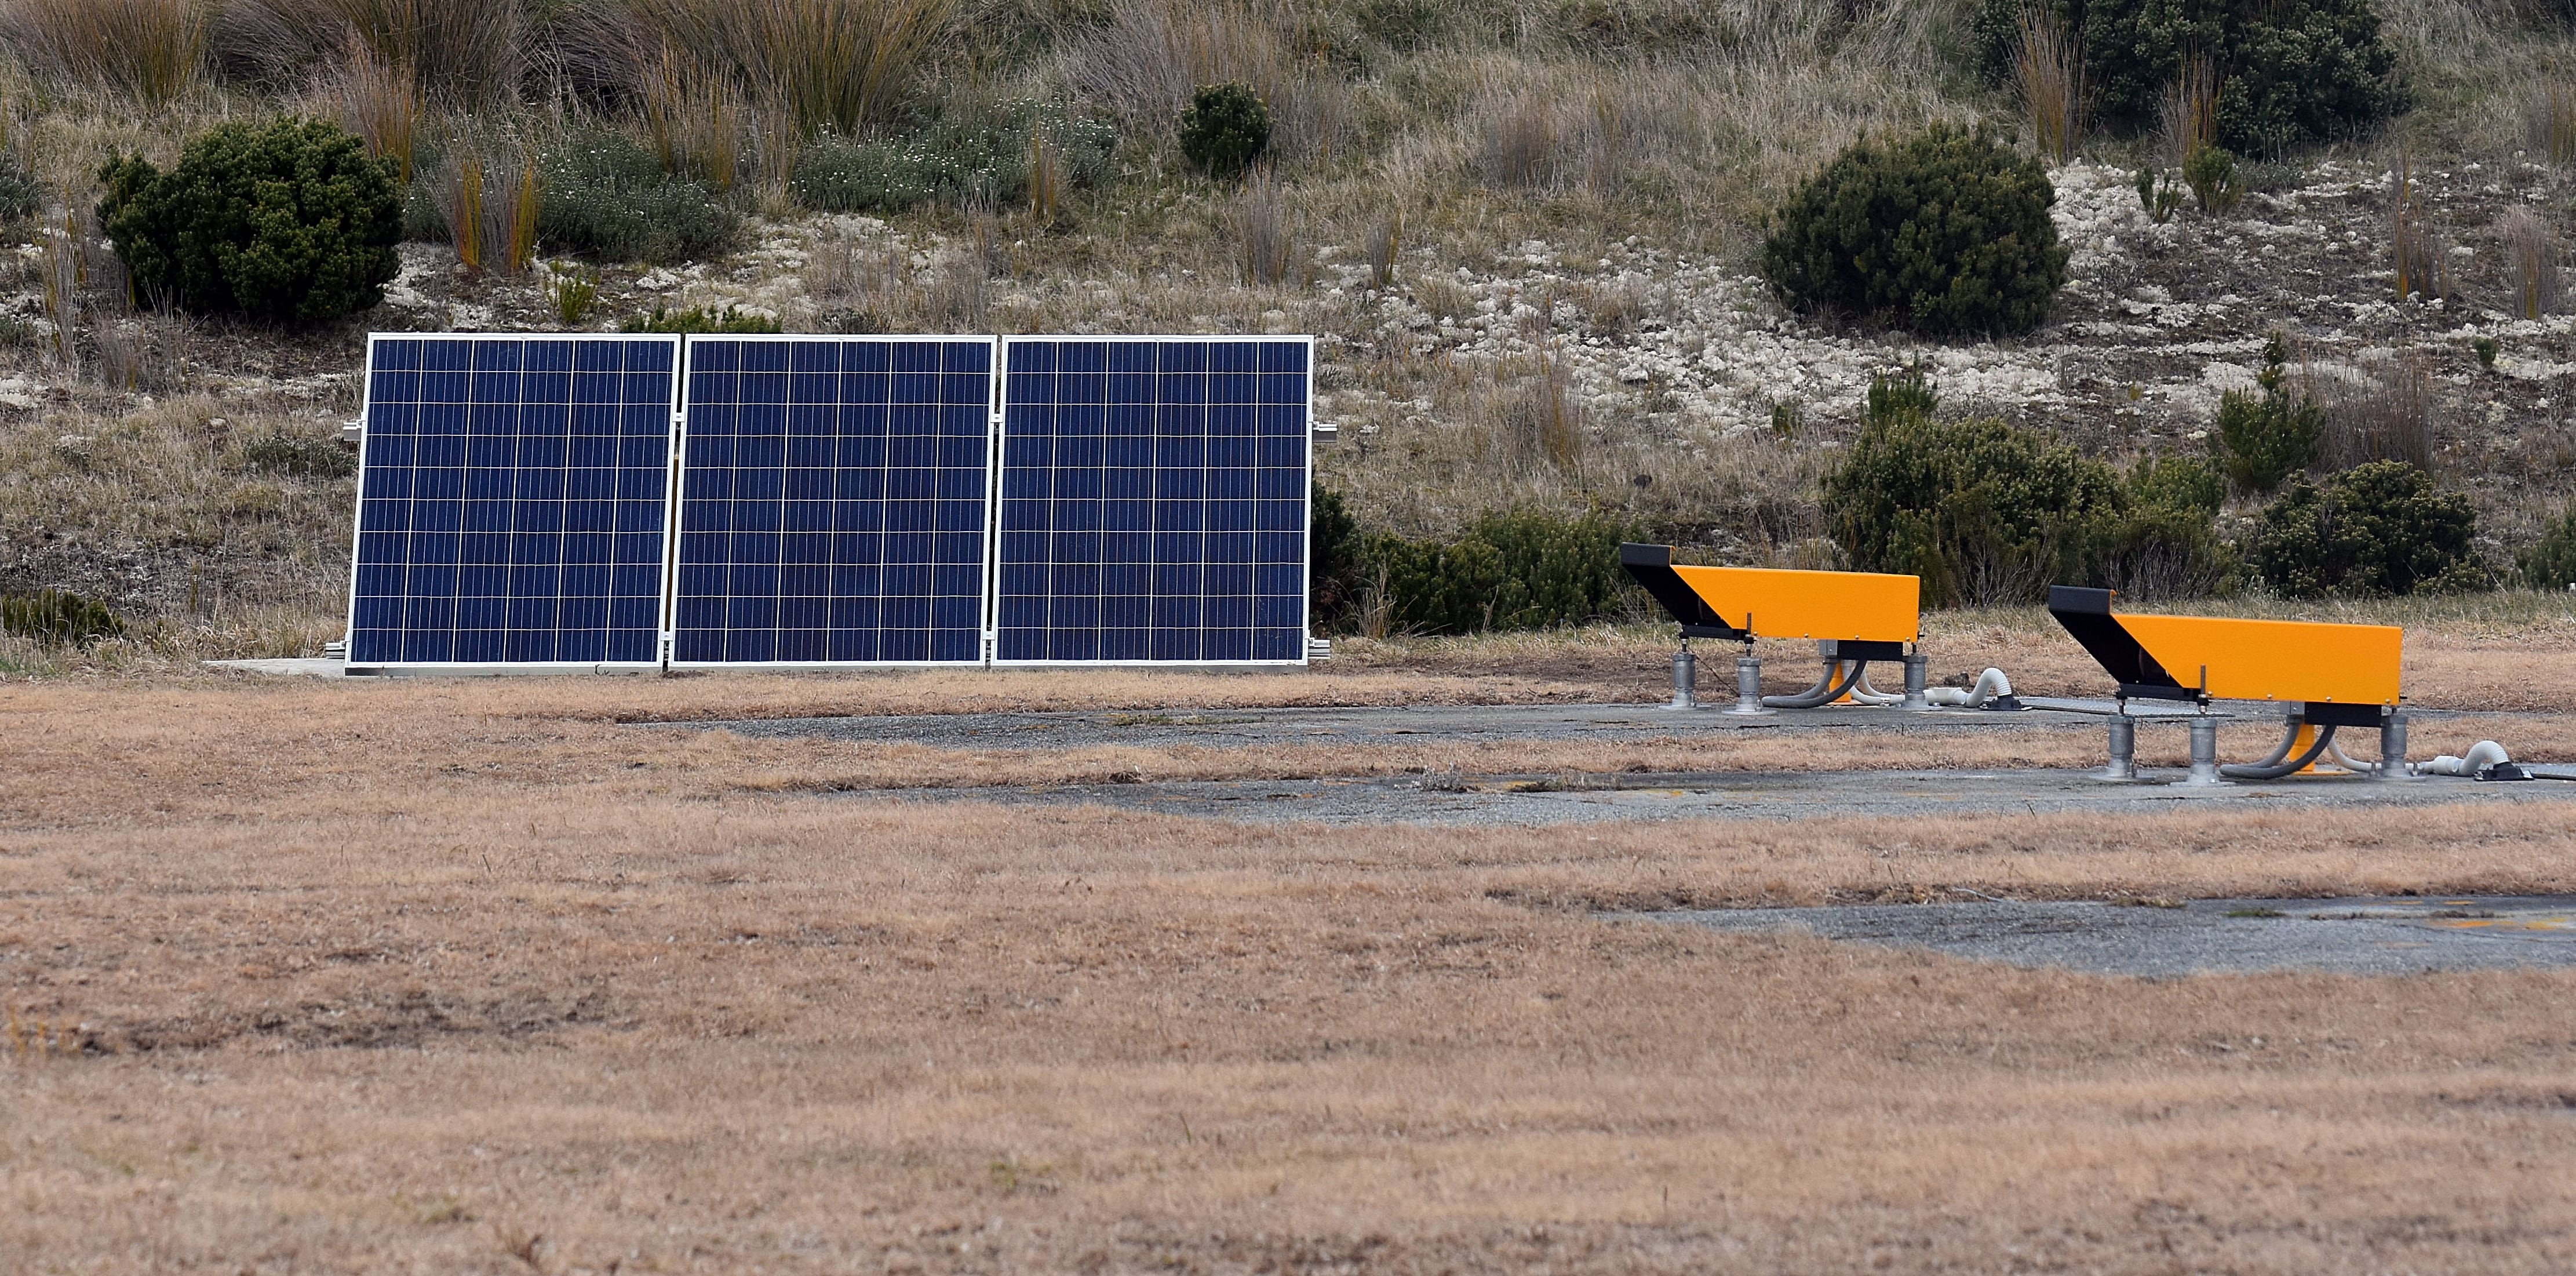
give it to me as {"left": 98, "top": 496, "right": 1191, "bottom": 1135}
{"left": 8, "top": 656, "right": 2576, "bottom": 1272}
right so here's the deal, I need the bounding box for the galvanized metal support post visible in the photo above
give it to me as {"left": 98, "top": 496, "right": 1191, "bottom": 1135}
{"left": 2097, "top": 706, "right": 2136, "bottom": 781}
{"left": 1667, "top": 640, "right": 1697, "bottom": 711}
{"left": 1726, "top": 651, "right": 1773, "bottom": 717}
{"left": 2375, "top": 710, "right": 2412, "bottom": 781}
{"left": 1899, "top": 652, "right": 1930, "bottom": 711}
{"left": 2181, "top": 713, "right": 2228, "bottom": 787}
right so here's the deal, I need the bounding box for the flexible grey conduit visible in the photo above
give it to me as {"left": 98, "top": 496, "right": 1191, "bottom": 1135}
{"left": 2221, "top": 724, "right": 2338, "bottom": 779}
{"left": 2235, "top": 720, "right": 2303, "bottom": 772}
{"left": 1765, "top": 660, "right": 1868, "bottom": 710}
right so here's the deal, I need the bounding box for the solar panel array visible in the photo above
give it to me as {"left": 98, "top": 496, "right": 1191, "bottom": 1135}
{"left": 347, "top": 335, "right": 678, "bottom": 668}
{"left": 994, "top": 337, "right": 1311, "bottom": 664}
{"left": 345, "top": 332, "right": 1311, "bottom": 671}
{"left": 672, "top": 337, "right": 994, "bottom": 666}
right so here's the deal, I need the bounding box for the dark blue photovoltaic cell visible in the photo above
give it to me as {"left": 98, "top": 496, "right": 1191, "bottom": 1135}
{"left": 995, "top": 338, "right": 1308, "bottom": 663}
{"left": 672, "top": 337, "right": 992, "bottom": 664}
{"left": 347, "top": 336, "right": 677, "bottom": 666}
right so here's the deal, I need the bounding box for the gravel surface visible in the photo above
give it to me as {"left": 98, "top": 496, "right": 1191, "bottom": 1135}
{"left": 669, "top": 699, "right": 2311, "bottom": 750}
{"left": 848, "top": 766, "right": 2570, "bottom": 828}
{"left": 1634, "top": 896, "right": 2576, "bottom": 976}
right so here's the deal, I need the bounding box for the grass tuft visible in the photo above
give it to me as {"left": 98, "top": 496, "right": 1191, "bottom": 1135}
{"left": 0, "top": 0, "right": 205, "bottom": 106}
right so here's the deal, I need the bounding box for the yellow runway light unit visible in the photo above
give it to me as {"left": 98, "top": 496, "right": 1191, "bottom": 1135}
{"left": 2047, "top": 585, "right": 2413, "bottom": 783}
{"left": 1620, "top": 543, "right": 2010, "bottom": 714}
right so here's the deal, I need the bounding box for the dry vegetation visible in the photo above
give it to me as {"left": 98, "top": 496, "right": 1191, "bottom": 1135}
{"left": 11, "top": 5, "right": 2576, "bottom": 1265}
{"left": 5, "top": 1, "right": 2576, "bottom": 649}
{"left": 7, "top": 675, "right": 2576, "bottom": 1271}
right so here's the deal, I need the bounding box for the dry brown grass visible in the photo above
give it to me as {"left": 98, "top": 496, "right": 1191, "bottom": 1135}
{"left": 223, "top": 0, "right": 523, "bottom": 101}
{"left": 0, "top": 0, "right": 205, "bottom": 106}
{"left": 627, "top": 0, "right": 951, "bottom": 138}
{"left": 6, "top": 677, "right": 2576, "bottom": 1270}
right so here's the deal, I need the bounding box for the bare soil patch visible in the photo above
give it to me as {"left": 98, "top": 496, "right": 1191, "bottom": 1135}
{"left": 7, "top": 674, "right": 2576, "bottom": 1271}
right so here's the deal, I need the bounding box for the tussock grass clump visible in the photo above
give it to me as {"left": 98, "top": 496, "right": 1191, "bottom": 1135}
{"left": 331, "top": 32, "right": 421, "bottom": 186}
{"left": 1475, "top": 93, "right": 1557, "bottom": 190}
{"left": 1070, "top": 0, "right": 1285, "bottom": 133}
{"left": 2503, "top": 205, "right": 2561, "bottom": 319}
{"left": 2013, "top": 7, "right": 2085, "bottom": 165}
{"left": 626, "top": 0, "right": 950, "bottom": 139}
{"left": 0, "top": 588, "right": 124, "bottom": 646}
{"left": 0, "top": 0, "right": 206, "bottom": 106}
{"left": 431, "top": 137, "right": 539, "bottom": 275}
{"left": 221, "top": 0, "right": 522, "bottom": 100}
{"left": 639, "top": 43, "right": 749, "bottom": 192}
{"left": 2309, "top": 351, "right": 2435, "bottom": 471}
{"left": 1236, "top": 170, "right": 1298, "bottom": 286}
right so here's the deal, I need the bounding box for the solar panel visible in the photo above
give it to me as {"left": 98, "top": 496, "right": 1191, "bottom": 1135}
{"left": 669, "top": 336, "right": 995, "bottom": 666}
{"left": 992, "top": 336, "right": 1311, "bottom": 665}
{"left": 345, "top": 335, "right": 679, "bottom": 670}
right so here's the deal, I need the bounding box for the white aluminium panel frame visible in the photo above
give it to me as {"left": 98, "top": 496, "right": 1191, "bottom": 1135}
{"left": 665, "top": 332, "right": 1001, "bottom": 670}
{"left": 342, "top": 331, "right": 684, "bottom": 676}
{"left": 988, "top": 333, "right": 1315, "bottom": 670}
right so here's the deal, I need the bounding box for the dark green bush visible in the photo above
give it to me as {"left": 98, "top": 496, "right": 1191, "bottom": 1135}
{"left": 1758, "top": 123, "right": 2067, "bottom": 338}
{"left": 1345, "top": 508, "right": 1635, "bottom": 636}
{"left": 1309, "top": 482, "right": 1363, "bottom": 628}
{"left": 2250, "top": 460, "right": 2484, "bottom": 598}
{"left": 792, "top": 100, "right": 1117, "bottom": 213}
{"left": 538, "top": 131, "right": 738, "bottom": 265}
{"left": 1970, "top": 0, "right": 2403, "bottom": 154}
{"left": 2210, "top": 334, "right": 2323, "bottom": 493}
{"left": 2183, "top": 144, "right": 2243, "bottom": 213}
{"left": 97, "top": 118, "right": 401, "bottom": 323}
{"left": 1823, "top": 370, "right": 2122, "bottom": 604}
{"left": 1, "top": 590, "right": 125, "bottom": 646}
{"left": 617, "top": 305, "right": 781, "bottom": 335}
{"left": 1179, "top": 83, "right": 1272, "bottom": 180}
{"left": 242, "top": 432, "right": 357, "bottom": 478}
{"left": 2100, "top": 455, "right": 2235, "bottom": 599}
{"left": 2519, "top": 503, "right": 2576, "bottom": 590}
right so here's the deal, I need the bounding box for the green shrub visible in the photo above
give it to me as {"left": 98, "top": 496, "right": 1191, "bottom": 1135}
{"left": 618, "top": 304, "right": 781, "bottom": 335}
{"left": 1823, "top": 370, "right": 2123, "bottom": 605}
{"left": 1308, "top": 482, "right": 1363, "bottom": 628}
{"left": 537, "top": 130, "right": 738, "bottom": 265}
{"left": 2100, "top": 455, "right": 2235, "bottom": 599}
{"left": 2210, "top": 334, "right": 2323, "bottom": 493}
{"left": 1, "top": 590, "right": 125, "bottom": 646}
{"left": 1758, "top": 123, "right": 2067, "bottom": 338}
{"left": 97, "top": 117, "right": 401, "bottom": 323}
{"left": 792, "top": 100, "right": 1116, "bottom": 214}
{"left": 2519, "top": 503, "right": 2576, "bottom": 589}
{"left": 2250, "top": 460, "right": 2484, "bottom": 598}
{"left": 1970, "top": 0, "right": 2402, "bottom": 154}
{"left": 1348, "top": 508, "right": 1635, "bottom": 636}
{"left": 242, "top": 432, "right": 356, "bottom": 478}
{"left": 1179, "top": 83, "right": 1271, "bottom": 181}
{"left": 2134, "top": 166, "right": 2182, "bottom": 224}
{"left": 2182, "top": 144, "right": 2243, "bottom": 213}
